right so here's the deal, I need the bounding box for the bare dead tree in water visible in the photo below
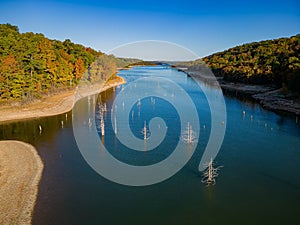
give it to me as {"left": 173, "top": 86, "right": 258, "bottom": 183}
{"left": 141, "top": 121, "right": 150, "bottom": 141}
{"left": 182, "top": 122, "right": 197, "bottom": 144}
{"left": 201, "top": 158, "right": 222, "bottom": 186}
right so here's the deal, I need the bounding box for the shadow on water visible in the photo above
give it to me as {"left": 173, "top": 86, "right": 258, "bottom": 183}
{"left": 0, "top": 112, "right": 72, "bottom": 144}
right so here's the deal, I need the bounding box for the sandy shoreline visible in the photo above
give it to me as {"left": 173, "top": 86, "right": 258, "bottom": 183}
{"left": 0, "top": 76, "right": 126, "bottom": 123}
{"left": 0, "top": 141, "right": 43, "bottom": 225}
{"left": 0, "top": 76, "right": 126, "bottom": 224}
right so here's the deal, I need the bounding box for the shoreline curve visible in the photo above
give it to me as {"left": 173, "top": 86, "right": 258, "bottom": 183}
{"left": 0, "top": 76, "right": 126, "bottom": 123}
{"left": 0, "top": 76, "right": 126, "bottom": 223}
{"left": 0, "top": 140, "right": 44, "bottom": 225}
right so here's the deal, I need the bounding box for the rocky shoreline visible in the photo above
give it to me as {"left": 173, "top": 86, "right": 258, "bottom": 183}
{"left": 185, "top": 69, "right": 300, "bottom": 117}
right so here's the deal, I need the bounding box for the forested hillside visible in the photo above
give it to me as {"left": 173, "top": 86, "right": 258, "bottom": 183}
{"left": 188, "top": 34, "right": 300, "bottom": 92}
{"left": 0, "top": 23, "right": 125, "bottom": 102}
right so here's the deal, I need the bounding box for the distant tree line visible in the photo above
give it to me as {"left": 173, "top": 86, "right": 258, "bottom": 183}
{"left": 125, "top": 61, "right": 158, "bottom": 67}
{"left": 187, "top": 34, "right": 300, "bottom": 92}
{"left": 0, "top": 23, "right": 129, "bottom": 102}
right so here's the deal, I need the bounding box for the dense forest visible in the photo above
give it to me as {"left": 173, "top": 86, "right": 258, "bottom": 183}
{"left": 0, "top": 23, "right": 138, "bottom": 103}
{"left": 2, "top": 23, "right": 299, "bottom": 103}
{"left": 186, "top": 34, "right": 300, "bottom": 92}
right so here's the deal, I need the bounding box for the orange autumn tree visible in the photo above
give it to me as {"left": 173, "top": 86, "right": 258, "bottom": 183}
{"left": 74, "top": 58, "right": 85, "bottom": 81}
{"left": 0, "top": 23, "right": 121, "bottom": 102}
{"left": 0, "top": 54, "right": 24, "bottom": 99}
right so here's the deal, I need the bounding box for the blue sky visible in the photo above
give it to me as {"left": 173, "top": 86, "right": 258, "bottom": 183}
{"left": 0, "top": 0, "right": 299, "bottom": 59}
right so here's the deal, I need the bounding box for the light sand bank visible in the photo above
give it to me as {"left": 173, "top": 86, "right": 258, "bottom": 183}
{"left": 0, "top": 141, "right": 43, "bottom": 225}
{"left": 0, "top": 76, "right": 126, "bottom": 123}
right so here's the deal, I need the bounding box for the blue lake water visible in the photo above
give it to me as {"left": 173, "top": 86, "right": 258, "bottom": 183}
{"left": 1, "top": 66, "right": 300, "bottom": 225}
